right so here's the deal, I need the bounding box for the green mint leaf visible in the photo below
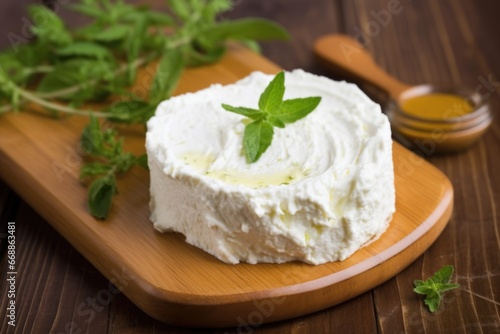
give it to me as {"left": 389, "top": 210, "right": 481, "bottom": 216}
{"left": 105, "top": 100, "right": 156, "bottom": 124}
{"left": 136, "top": 154, "right": 149, "bottom": 170}
{"left": 275, "top": 96, "right": 322, "bottom": 123}
{"left": 88, "top": 175, "right": 116, "bottom": 219}
{"left": 28, "top": 5, "right": 72, "bottom": 47}
{"left": 221, "top": 104, "right": 263, "bottom": 120}
{"left": 185, "top": 45, "right": 226, "bottom": 67}
{"left": 168, "top": 0, "right": 191, "bottom": 21}
{"left": 431, "top": 265, "right": 454, "bottom": 284}
{"left": 145, "top": 12, "right": 174, "bottom": 26}
{"left": 68, "top": 3, "right": 103, "bottom": 18}
{"left": 150, "top": 50, "right": 184, "bottom": 105}
{"left": 243, "top": 120, "right": 274, "bottom": 163}
{"left": 424, "top": 291, "right": 441, "bottom": 313}
{"left": 37, "top": 59, "right": 114, "bottom": 102}
{"left": 413, "top": 265, "right": 460, "bottom": 313}
{"left": 0, "top": 53, "right": 26, "bottom": 84}
{"left": 0, "top": 69, "right": 16, "bottom": 106}
{"left": 413, "top": 279, "right": 425, "bottom": 288}
{"left": 196, "top": 18, "right": 290, "bottom": 47}
{"left": 13, "top": 44, "right": 42, "bottom": 68}
{"left": 438, "top": 283, "right": 461, "bottom": 292}
{"left": 112, "top": 2, "right": 137, "bottom": 19}
{"left": 80, "top": 162, "right": 113, "bottom": 180}
{"left": 259, "top": 71, "right": 285, "bottom": 113}
{"left": 91, "top": 25, "right": 130, "bottom": 42}
{"left": 81, "top": 115, "right": 103, "bottom": 155}
{"left": 56, "top": 42, "right": 112, "bottom": 59}
{"left": 115, "top": 152, "right": 138, "bottom": 174}
{"left": 266, "top": 115, "right": 286, "bottom": 128}
{"left": 202, "top": 0, "right": 233, "bottom": 19}
{"left": 413, "top": 285, "right": 433, "bottom": 295}
{"left": 0, "top": 68, "right": 11, "bottom": 100}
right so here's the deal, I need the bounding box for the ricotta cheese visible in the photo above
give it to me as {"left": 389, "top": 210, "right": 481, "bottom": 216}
{"left": 146, "top": 70, "right": 395, "bottom": 265}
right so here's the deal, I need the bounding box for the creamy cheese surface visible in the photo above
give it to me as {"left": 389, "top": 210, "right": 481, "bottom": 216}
{"left": 146, "top": 70, "right": 395, "bottom": 265}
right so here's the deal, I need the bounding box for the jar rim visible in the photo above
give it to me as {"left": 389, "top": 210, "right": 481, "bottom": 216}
{"left": 387, "top": 103, "right": 493, "bottom": 133}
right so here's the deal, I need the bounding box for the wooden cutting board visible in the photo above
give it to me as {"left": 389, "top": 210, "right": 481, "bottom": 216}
{"left": 0, "top": 44, "right": 452, "bottom": 328}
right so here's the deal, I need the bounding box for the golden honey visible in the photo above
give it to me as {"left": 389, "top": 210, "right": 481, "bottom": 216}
{"left": 401, "top": 93, "right": 473, "bottom": 120}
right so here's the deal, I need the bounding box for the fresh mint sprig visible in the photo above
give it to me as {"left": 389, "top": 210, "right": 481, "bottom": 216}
{"left": 413, "top": 265, "right": 460, "bottom": 312}
{"left": 80, "top": 115, "right": 148, "bottom": 219}
{"left": 0, "top": 0, "right": 289, "bottom": 218}
{"left": 222, "top": 71, "right": 321, "bottom": 163}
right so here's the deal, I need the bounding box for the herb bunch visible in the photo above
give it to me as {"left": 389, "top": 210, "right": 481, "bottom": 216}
{"left": 0, "top": 0, "right": 288, "bottom": 218}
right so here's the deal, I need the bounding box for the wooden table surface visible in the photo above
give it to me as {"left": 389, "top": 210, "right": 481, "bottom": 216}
{"left": 1, "top": 0, "right": 499, "bottom": 333}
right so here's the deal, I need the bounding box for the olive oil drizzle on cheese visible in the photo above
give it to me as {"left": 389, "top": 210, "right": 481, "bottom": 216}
{"left": 181, "top": 153, "right": 308, "bottom": 188}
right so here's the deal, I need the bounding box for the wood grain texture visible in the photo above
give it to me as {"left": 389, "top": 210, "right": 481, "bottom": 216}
{"left": 0, "top": 0, "right": 499, "bottom": 333}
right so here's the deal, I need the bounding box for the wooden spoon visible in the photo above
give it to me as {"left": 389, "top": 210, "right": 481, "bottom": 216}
{"left": 313, "top": 34, "right": 409, "bottom": 99}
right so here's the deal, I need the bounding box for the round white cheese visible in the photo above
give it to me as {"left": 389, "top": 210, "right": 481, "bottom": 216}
{"left": 146, "top": 70, "right": 395, "bottom": 265}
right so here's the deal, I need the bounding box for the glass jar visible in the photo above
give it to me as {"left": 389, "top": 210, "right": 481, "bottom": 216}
{"left": 385, "top": 85, "right": 493, "bottom": 155}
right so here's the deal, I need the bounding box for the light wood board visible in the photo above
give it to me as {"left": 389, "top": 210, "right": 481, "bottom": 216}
{"left": 0, "top": 44, "right": 453, "bottom": 328}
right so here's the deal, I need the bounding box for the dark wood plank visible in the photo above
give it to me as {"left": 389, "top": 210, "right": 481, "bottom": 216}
{"left": 227, "top": 0, "right": 341, "bottom": 73}
{"left": 1, "top": 0, "right": 499, "bottom": 333}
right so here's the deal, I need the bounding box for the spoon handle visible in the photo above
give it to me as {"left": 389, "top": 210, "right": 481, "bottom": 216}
{"left": 314, "top": 34, "right": 409, "bottom": 99}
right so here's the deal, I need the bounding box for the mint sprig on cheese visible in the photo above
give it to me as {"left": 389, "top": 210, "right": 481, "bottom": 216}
{"left": 222, "top": 71, "right": 321, "bottom": 163}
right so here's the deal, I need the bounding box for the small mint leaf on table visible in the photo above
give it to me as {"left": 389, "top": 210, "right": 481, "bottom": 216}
{"left": 221, "top": 71, "right": 322, "bottom": 163}
{"left": 432, "top": 264, "right": 455, "bottom": 284}
{"left": 413, "top": 265, "right": 460, "bottom": 313}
